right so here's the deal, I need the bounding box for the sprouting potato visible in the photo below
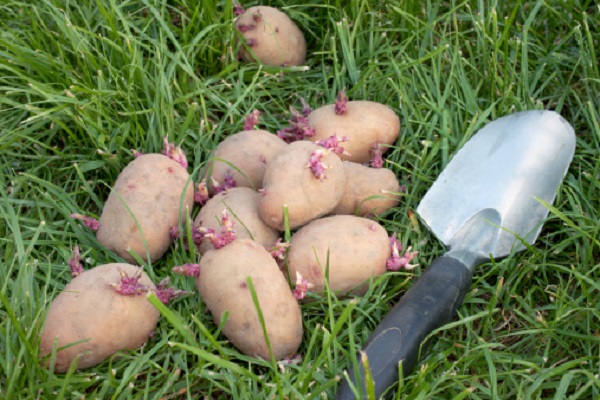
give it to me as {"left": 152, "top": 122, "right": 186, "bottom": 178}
{"left": 39, "top": 263, "right": 159, "bottom": 373}
{"left": 258, "top": 141, "right": 346, "bottom": 231}
{"left": 196, "top": 239, "right": 303, "bottom": 360}
{"left": 194, "top": 187, "right": 280, "bottom": 254}
{"left": 333, "top": 161, "right": 402, "bottom": 217}
{"left": 306, "top": 95, "right": 400, "bottom": 164}
{"left": 287, "top": 215, "right": 391, "bottom": 297}
{"left": 235, "top": 6, "right": 306, "bottom": 66}
{"left": 206, "top": 130, "right": 287, "bottom": 193}
{"left": 96, "top": 153, "right": 194, "bottom": 264}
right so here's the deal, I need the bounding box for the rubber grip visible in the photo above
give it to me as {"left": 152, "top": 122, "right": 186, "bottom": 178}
{"left": 335, "top": 256, "right": 472, "bottom": 399}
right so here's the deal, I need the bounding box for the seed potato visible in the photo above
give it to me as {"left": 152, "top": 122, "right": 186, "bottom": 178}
{"left": 333, "top": 161, "right": 402, "bottom": 217}
{"left": 39, "top": 263, "right": 159, "bottom": 373}
{"left": 306, "top": 101, "right": 400, "bottom": 163}
{"left": 194, "top": 187, "right": 280, "bottom": 254}
{"left": 206, "top": 130, "right": 287, "bottom": 193}
{"left": 96, "top": 154, "right": 194, "bottom": 264}
{"left": 287, "top": 215, "right": 391, "bottom": 296}
{"left": 258, "top": 141, "right": 346, "bottom": 231}
{"left": 235, "top": 6, "right": 306, "bottom": 66}
{"left": 196, "top": 239, "right": 302, "bottom": 360}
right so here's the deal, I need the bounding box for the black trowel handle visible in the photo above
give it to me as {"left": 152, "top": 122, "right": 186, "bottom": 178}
{"left": 335, "top": 256, "right": 473, "bottom": 400}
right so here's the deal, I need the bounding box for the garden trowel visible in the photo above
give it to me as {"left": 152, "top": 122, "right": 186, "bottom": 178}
{"left": 335, "top": 110, "right": 576, "bottom": 399}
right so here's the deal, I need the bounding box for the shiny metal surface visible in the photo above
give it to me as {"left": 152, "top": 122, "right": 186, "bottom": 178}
{"left": 417, "top": 110, "right": 576, "bottom": 261}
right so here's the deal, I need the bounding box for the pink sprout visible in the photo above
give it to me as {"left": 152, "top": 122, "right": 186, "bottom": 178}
{"left": 389, "top": 233, "right": 402, "bottom": 254}
{"left": 244, "top": 109, "right": 261, "bottom": 131}
{"left": 315, "top": 135, "right": 350, "bottom": 157}
{"left": 172, "top": 263, "right": 201, "bottom": 277}
{"left": 131, "top": 149, "right": 144, "bottom": 158}
{"left": 110, "top": 267, "right": 148, "bottom": 296}
{"left": 199, "top": 209, "right": 236, "bottom": 250}
{"left": 277, "top": 106, "right": 316, "bottom": 143}
{"left": 212, "top": 172, "right": 237, "bottom": 194}
{"left": 224, "top": 173, "right": 237, "bottom": 189}
{"left": 194, "top": 180, "right": 210, "bottom": 205}
{"left": 170, "top": 225, "right": 205, "bottom": 249}
{"left": 220, "top": 208, "right": 235, "bottom": 231}
{"left": 300, "top": 97, "right": 312, "bottom": 116}
{"left": 246, "top": 38, "right": 257, "bottom": 47}
{"left": 169, "top": 225, "right": 181, "bottom": 240}
{"left": 292, "top": 272, "right": 314, "bottom": 300}
{"left": 269, "top": 238, "right": 290, "bottom": 264}
{"left": 370, "top": 143, "right": 384, "bottom": 168}
{"left": 386, "top": 233, "right": 419, "bottom": 271}
{"left": 237, "top": 23, "right": 255, "bottom": 32}
{"left": 68, "top": 245, "right": 84, "bottom": 278}
{"left": 191, "top": 226, "right": 205, "bottom": 246}
{"left": 233, "top": 3, "right": 245, "bottom": 15}
{"left": 252, "top": 9, "right": 262, "bottom": 22}
{"left": 306, "top": 148, "right": 331, "bottom": 181}
{"left": 162, "top": 136, "right": 188, "bottom": 169}
{"left": 155, "top": 277, "right": 190, "bottom": 304}
{"left": 334, "top": 89, "right": 348, "bottom": 115}
{"left": 70, "top": 213, "right": 100, "bottom": 231}
{"left": 289, "top": 107, "right": 315, "bottom": 138}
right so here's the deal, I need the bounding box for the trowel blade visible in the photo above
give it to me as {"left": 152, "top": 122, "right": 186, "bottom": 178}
{"left": 416, "top": 110, "right": 575, "bottom": 258}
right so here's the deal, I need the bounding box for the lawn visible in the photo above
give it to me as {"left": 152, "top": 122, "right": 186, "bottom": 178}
{"left": 0, "top": 0, "right": 599, "bottom": 399}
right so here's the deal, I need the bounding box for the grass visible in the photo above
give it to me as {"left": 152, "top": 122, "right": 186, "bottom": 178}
{"left": 0, "top": 0, "right": 598, "bottom": 398}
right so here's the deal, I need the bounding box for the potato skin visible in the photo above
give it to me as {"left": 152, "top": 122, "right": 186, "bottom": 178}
{"left": 207, "top": 130, "right": 287, "bottom": 193}
{"left": 39, "top": 263, "right": 159, "bottom": 373}
{"left": 194, "top": 187, "right": 280, "bottom": 254}
{"left": 306, "top": 101, "right": 401, "bottom": 163}
{"left": 333, "top": 162, "right": 402, "bottom": 217}
{"left": 288, "top": 215, "right": 391, "bottom": 296}
{"left": 97, "top": 154, "right": 194, "bottom": 264}
{"left": 258, "top": 141, "right": 346, "bottom": 230}
{"left": 196, "top": 239, "right": 302, "bottom": 360}
{"left": 235, "top": 6, "right": 306, "bottom": 66}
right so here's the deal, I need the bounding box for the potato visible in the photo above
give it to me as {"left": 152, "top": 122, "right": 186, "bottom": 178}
{"left": 306, "top": 101, "right": 400, "bottom": 163}
{"left": 194, "top": 187, "right": 280, "bottom": 254}
{"left": 332, "top": 161, "right": 402, "bottom": 217}
{"left": 258, "top": 141, "right": 346, "bottom": 230}
{"left": 39, "top": 263, "right": 159, "bottom": 373}
{"left": 235, "top": 6, "right": 306, "bottom": 66}
{"left": 196, "top": 239, "right": 302, "bottom": 360}
{"left": 287, "top": 215, "right": 391, "bottom": 296}
{"left": 96, "top": 154, "right": 194, "bottom": 264}
{"left": 206, "top": 130, "right": 287, "bottom": 193}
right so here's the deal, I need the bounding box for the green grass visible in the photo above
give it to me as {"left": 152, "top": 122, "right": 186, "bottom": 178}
{"left": 1, "top": 0, "right": 598, "bottom": 398}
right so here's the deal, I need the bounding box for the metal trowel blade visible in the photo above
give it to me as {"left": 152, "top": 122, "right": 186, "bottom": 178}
{"left": 416, "top": 110, "right": 576, "bottom": 259}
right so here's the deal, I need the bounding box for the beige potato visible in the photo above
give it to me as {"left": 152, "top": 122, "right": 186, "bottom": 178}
{"left": 287, "top": 215, "right": 391, "bottom": 296}
{"left": 306, "top": 101, "right": 400, "bottom": 163}
{"left": 258, "top": 141, "right": 346, "bottom": 231}
{"left": 333, "top": 162, "right": 402, "bottom": 217}
{"left": 97, "top": 154, "right": 194, "bottom": 264}
{"left": 39, "top": 263, "right": 159, "bottom": 373}
{"left": 194, "top": 187, "right": 280, "bottom": 254}
{"left": 235, "top": 6, "right": 306, "bottom": 66}
{"left": 206, "top": 130, "right": 287, "bottom": 193}
{"left": 196, "top": 239, "right": 302, "bottom": 360}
